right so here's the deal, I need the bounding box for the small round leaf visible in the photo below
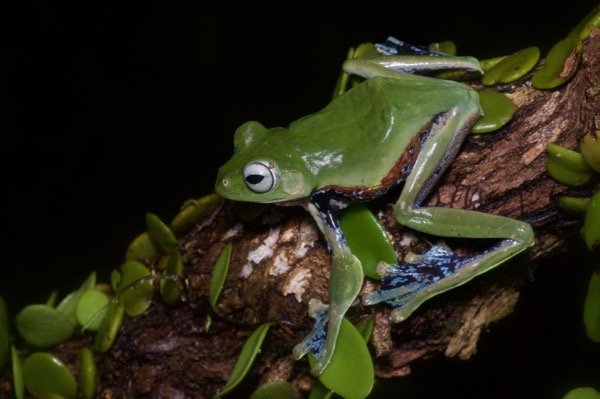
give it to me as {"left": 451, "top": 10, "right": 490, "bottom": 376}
{"left": 170, "top": 193, "right": 222, "bottom": 237}
{"left": 126, "top": 232, "right": 159, "bottom": 263}
{"left": 76, "top": 289, "right": 110, "bottom": 331}
{"left": 56, "top": 271, "right": 97, "bottom": 326}
{"left": 118, "top": 260, "right": 153, "bottom": 317}
{"left": 546, "top": 144, "right": 592, "bottom": 187}
{"left": 580, "top": 131, "right": 600, "bottom": 172}
{"left": 562, "top": 386, "right": 600, "bottom": 399}
{"left": 481, "top": 47, "right": 539, "bottom": 86}
{"left": 23, "top": 352, "right": 77, "bottom": 399}
{"left": 340, "top": 205, "right": 396, "bottom": 280}
{"left": 15, "top": 305, "right": 74, "bottom": 349}
{"left": 471, "top": 91, "right": 515, "bottom": 133}
{"left": 532, "top": 35, "right": 582, "bottom": 89}
{"left": 309, "top": 318, "right": 374, "bottom": 399}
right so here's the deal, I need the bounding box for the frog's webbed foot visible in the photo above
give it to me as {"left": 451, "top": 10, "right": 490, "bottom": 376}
{"left": 362, "top": 245, "right": 476, "bottom": 323}
{"left": 292, "top": 300, "right": 329, "bottom": 363}
{"left": 293, "top": 253, "right": 363, "bottom": 376}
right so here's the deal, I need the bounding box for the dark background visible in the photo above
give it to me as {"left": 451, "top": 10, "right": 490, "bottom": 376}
{"left": 2, "top": 2, "right": 599, "bottom": 397}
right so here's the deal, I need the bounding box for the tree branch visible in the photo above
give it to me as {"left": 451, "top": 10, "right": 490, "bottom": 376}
{"left": 4, "top": 29, "right": 599, "bottom": 399}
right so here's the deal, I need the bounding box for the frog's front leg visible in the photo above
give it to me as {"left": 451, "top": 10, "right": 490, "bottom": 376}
{"left": 292, "top": 199, "right": 363, "bottom": 376}
{"left": 362, "top": 89, "right": 534, "bottom": 322}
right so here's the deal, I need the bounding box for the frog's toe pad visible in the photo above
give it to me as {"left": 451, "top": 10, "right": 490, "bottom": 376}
{"left": 292, "top": 304, "right": 329, "bottom": 361}
{"left": 364, "top": 246, "right": 471, "bottom": 309}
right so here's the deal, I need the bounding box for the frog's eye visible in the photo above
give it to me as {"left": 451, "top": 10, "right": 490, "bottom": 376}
{"left": 243, "top": 161, "right": 278, "bottom": 193}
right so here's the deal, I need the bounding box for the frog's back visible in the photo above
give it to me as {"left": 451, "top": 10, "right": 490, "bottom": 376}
{"left": 286, "top": 76, "right": 477, "bottom": 198}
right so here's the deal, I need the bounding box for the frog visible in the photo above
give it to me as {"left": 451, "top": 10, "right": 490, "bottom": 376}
{"left": 214, "top": 45, "right": 534, "bottom": 376}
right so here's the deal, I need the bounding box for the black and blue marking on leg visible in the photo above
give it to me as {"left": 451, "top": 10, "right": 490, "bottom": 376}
{"left": 292, "top": 301, "right": 329, "bottom": 361}
{"left": 363, "top": 245, "right": 477, "bottom": 316}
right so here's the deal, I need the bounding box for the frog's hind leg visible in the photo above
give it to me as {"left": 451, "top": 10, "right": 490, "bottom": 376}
{"left": 363, "top": 243, "right": 516, "bottom": 322}
{"left": 364, "top": 78, "right": 533, "bottom": 324}
{"left": 293, "top": 201, "right": 364, "bottom": 376}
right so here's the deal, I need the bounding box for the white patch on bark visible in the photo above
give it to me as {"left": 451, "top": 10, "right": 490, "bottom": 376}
{"left": 283, "top": 268, "right": 312, "bottom": 302}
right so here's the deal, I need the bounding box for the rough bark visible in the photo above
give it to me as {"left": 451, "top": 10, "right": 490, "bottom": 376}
{"left": 3, "top": 30, "right": 600, "bottom": 399}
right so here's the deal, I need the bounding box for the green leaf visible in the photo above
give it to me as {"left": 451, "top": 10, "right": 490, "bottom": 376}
{"left": 532, "top": 35, "right": 582, "bottom": 89}
{"left": 557, "top": 196, "right": 589, "bottom": 216}
{"left": 56, "top": 271, "right": 97, "bottom": 326}
{"left": 584, "top": 192, "right": 600, "bottom": 251}
{"left": 308, "top": 380, "right": 334, "bottom": 399}
{"left": 481, "top": 47, "right": 539, "bottom": 86}
{"left": 118, "top": 260, "right": 153, "bottom": 317}
{"left": 146, "top": 212, "right": 179, "bottom": 254}
{"left": 160, "top": 251, "right": 185, "bottom": 304}
{"left": 340, "top": 204, "right": 396, "bottom": 280}
{"left": 210, "top": 244, "right": 233, "bottom": 310}
{"left": 110, "top": 269, "right": 121, "bottom": 293}
{"left": 170, "top": 193, "right": 223, "bottom": 237}
{"left": 471, "top": 91, "right": 515, "bottom": 133}
{"left": 11, "top": 346, "right": 24, "bottom": 399}
{"left": 428, "top": 40, "right": 456, "bottom": 56}
{"left": 45, "top": 290, "right": 58, "bottom": 307}
{"left": 23, "top": 352, "right": 77, "bottom": 399}
{"left": 572, "top": 4, "right": 600, "bottom": 40}
{"left": 546, "top": 144, "right": 592, "bottom": 187}
{"left": 584, "top": 272, "right": 600, "bottom": 343}
{"left": 250, "top": 381, "right": 295, "bottom": 399}
{"left": 94, "top": 298, "right": 125, "bottom": 353}
{"left": 76, "top": 289, "right": 110, "bottom": 331}
{"left": 15, "top": 305, "right": 74, "bottom": 349}
{"left": 215, "top": 322, "right": 272, "bottom": 398}
{"left": 125, "top": 232, "right": 160, "bottom": 263}
{"left": 562, "top": 387, "right": 600, "bottom": 399}
{"left": 309, "top": 318, "right": 374, "bottom": 399}
{"left": 78, "top": 347, "right": 97, "bottom": 399}
{"left": 580, "top": 131, "right": 600, "bottom": 172}
{"left": 0, "top": 296, "right": 8, "bottom": 373}
{"left": 354, "top": 317, "right": 374, "bottom": 343}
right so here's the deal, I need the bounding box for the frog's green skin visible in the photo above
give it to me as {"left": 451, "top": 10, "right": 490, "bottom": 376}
{"left": 215, "top": 53, "right": 534, "bottom": 376}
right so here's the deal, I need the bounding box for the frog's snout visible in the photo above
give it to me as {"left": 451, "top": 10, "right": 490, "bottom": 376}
{"left": 214, "top": 168, "right": 228, "bottom": 193}
{"left": 214, "top": 174, "right": 229, "bottom": 196}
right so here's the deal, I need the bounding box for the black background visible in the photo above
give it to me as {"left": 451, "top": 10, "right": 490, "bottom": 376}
{"left": 2, "top": 2, "right": 599, "bottom": 397}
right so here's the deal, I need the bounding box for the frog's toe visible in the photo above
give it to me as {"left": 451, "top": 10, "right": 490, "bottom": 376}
{"left": 363, "top": 245, "right": 472, "bottom": 322}
{"left": 292, "top": 302, "right": 329, "bottom": 361}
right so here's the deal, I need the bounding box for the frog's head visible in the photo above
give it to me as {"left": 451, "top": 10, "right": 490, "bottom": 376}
{"left": 215, "top": 121, "right": 313, "bottom": 204}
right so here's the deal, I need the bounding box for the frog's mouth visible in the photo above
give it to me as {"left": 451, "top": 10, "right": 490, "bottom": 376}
{"left": 214, "top": 174, "right": 282, "bottom": 204}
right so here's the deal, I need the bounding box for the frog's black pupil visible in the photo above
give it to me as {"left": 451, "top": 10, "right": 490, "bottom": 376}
{"left": 246, "top": 174, "right": 264, "bottom": 185}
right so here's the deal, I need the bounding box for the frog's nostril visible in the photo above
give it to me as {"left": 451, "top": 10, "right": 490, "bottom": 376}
{"left": 222, "top": 179, "right": 229, "bottom": 188}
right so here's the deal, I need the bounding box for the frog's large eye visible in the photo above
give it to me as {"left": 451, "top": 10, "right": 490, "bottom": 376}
{"left": 243, "top": 161, "right": 278, "bottom": 193}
